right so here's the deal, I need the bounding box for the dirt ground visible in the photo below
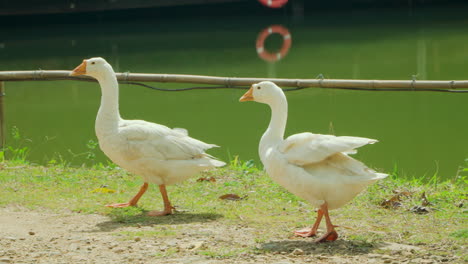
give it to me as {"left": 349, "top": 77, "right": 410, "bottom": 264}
{"left": 0, "top": 206, "right": 461, "bottom": 264}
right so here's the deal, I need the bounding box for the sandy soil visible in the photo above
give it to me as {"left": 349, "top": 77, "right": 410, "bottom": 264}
{"left": 0, "top": 206, "right": 460, "bottom": 264}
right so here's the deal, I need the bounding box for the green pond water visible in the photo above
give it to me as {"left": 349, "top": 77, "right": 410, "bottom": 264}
{"left": 2, "top": 4, "right": 468, "bottom": 179}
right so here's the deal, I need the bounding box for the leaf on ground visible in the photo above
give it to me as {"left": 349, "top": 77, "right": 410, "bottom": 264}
{"left": 392, "top": 189, "right": 412, "bottom": 196}
{"left": 91, "top": 187, "right": 116, "bottom": 194}
{"left": 381, "top": 199, "right": 402, "bottom": 209}
{"left": 197, "top": 176, "right": 216, "bottom": 183}
{"left": 420, "top": 191, "right": 432, "bottom": 206}
{"left": 219, "top": 194, "right": 243, "bottom": 201}
{"left": 381, "top": 190, "right": 411, "bottom": 209}
{"left": 410, "top": 205, "right": 430, "bottom": 214}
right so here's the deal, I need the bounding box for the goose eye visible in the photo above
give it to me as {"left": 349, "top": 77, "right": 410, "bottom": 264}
{"left": 257, "top": 86, "right": 261, "bottom": 90}
{"left": 91, "top": 62, "right": 95, "bottom": 65}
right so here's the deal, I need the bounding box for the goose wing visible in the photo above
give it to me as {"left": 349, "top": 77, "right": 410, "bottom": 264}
{"left": 118, "top": 120, "right": 218, "bottom": 161}
{"left": 279, "top": 132, "right": 377, "bottom": 166}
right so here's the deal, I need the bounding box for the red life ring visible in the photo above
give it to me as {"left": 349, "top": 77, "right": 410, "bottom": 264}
{"left": 256, "top": 25, "right": 292, "bottom": 62}
{"left": 258, "top": 0, "right": 288, "bottom": 8}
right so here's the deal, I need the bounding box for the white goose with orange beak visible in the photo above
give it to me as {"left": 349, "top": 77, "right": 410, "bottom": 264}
{"left": 70, "top": 57, "right": 225, "bottom": 216}
{"left": 240, "top": 81, "right": 387, "bottom": 242}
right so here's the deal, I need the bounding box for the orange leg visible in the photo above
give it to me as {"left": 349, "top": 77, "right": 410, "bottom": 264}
{"left": 147, "top": 184, "right": 175, "bottom": 216}
{"left": 295, "top": 208, "right": 324, "bottom": 237}
{"left": 106, "top": 182, "right": 148, "bottom": 208}
{"left": 314, "top": 202, "right": 338, "bottom": 243}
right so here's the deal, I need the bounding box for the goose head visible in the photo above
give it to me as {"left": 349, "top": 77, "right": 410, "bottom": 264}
{"left": 239, "top": 81, "right": 285, "bottom": 105}
{"left": 70, "top": 57, "right": 113, "bottom": 78}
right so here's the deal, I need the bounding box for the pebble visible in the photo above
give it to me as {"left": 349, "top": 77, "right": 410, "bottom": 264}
{"left": 108, "top": 242, "right": 118, "bottom": 249}
{"left": 134, "top": 237, "right": 141, "bottom": 242}
{"left": 68, "top": 243, "right": 80, "bottom": 251}
{"left": 291, "top": 248, "right": 304, "bottom": 255}
{"left": 191, "top": 241, "right": 205, "bottom": 251}
{"left": 316, "top": 255, "right": 329, "bottom": 260}
{"left": 381, "top": 255, "right": 393, "bottom": 260}
{"left": 114, "top": 248, "right": 124, "bottom": 253}
{"left": 71, "top": 256, "right": 86, "bottom": 261}
{"left": 28, "top": 232, "right": 35, "bottom": 236}
{"left": 0, "top": 258, "right": 11, "bottom": 263}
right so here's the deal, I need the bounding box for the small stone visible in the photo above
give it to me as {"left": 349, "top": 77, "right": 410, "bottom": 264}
{"left": 191, "top": 241, "right": 205, "bottom": 251}
{"left": 108, "top": 242, "right": 118, "bottom": 249}
{"left": 114, "top": 248, "right": 124, "bottom": 253}
{"left": 291, "top": 248, "right": 304, "bottom": 255}
{"left": 28, "top": 231, "right": 35, "bottom": 236}
{"left": 381, "top": 242, "right": 422, "bottom": 252}
{"left": 71, "top": 256, "right": 86, "bottom": 261}
{"left": 0, "top": 258, "right": 11, "bottom": 263}
{"left": 68, "top": 243, "right": 80, "bottom": 251}
{"left": 420, "top": 260, "right": 434, "bottom": 264}
{"left": 134, "top": 237, "right": 141, "bottom": 242}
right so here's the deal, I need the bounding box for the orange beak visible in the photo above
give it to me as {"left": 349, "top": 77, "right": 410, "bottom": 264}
{"left": 70, "top": 60, "right": 87, "bottom": 76}
{"left": 239, "top": 87, "right": 254, "bottom": 102}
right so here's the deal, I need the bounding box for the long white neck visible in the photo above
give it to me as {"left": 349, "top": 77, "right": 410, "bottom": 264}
{"left": 95, "top": 68, "right": 121, "bottom": 136}
{"left": 259, "top": 93, "right": 288, "bottom": 161}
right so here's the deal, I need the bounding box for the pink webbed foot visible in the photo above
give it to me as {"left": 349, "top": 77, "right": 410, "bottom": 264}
{"left": 105, "top": 202, "right": 135, "bottom": 208}
{"left": 314, "top": 230, "right": 338, "bottom": 243}
{"left": 105, "top": 183, "right": 148, "bottom": 209}
{"left": 294, "top": 227, "right": 318, "bottom": 238}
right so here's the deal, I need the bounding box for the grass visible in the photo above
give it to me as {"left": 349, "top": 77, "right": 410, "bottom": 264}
{"left": 0, "top": 140, "right": 466, "bottom": 261}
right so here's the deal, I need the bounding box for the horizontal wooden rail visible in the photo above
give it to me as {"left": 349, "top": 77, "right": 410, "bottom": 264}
{"left": 1, "top": 70, "right": 468, "bottom": 91}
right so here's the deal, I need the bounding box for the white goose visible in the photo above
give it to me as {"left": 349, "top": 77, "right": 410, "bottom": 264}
{"left": 240, "top": 81, "right": 387, "bottom": 242}
{"left": 70, "top": 57, "right": 225, "bottom": 216}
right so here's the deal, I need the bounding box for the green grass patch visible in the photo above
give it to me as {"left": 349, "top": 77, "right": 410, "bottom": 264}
{"left": 0, "top": 151, "right": 466, "bottom": 260}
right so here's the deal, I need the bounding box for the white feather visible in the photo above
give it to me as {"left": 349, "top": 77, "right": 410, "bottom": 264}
{"left": 87, "top": 58, "right": 225, "bottom": 187}
{"left": 245, "top": 81, "right": 388, "bottom": 211}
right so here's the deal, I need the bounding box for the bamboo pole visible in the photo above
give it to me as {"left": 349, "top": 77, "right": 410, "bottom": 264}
{"left": 1, "top": 70, "right": 468, "bottom": 90}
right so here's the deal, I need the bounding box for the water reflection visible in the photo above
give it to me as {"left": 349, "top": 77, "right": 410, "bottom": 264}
{"left": 2, "top": 4, "right": 468, "bottom": 179}
{"left": 256, "top": 25, "right": 292, "bottom": 63}
{"left": 257, "top": 0, "right": 289, "bottom": 9}
{"left": 256, "top": 24, "right": 292, "bottom": 78}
